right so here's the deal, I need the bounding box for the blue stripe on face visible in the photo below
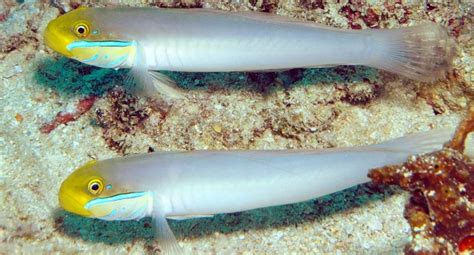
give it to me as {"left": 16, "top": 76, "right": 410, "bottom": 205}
{"left": 84, "top": 192, "right": 147, "bottom": 209}
{"left": 66, "top": 41, "right": 133, "bottom": 51}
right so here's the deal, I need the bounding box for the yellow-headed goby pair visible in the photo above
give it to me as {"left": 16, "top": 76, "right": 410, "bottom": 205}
{"left": 44, "top": 7, "right": 456, "bottom": 100}
{"left": 59, "top": 128, "right": 454, "bottom": 254}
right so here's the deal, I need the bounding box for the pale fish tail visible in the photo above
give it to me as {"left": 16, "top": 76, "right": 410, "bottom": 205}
{"left": 371, "top": 127, "right": 456, "bottom": 155}
{"left": 363, "top": 24, "right": 457, "bottom": 82}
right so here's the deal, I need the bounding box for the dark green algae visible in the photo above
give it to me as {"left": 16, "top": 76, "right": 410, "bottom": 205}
{"left": 34, "top": 56, "right": 380, "bottom": 97}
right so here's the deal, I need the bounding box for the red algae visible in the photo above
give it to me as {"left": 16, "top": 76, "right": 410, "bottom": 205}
{"left": 369, "top": 104, "right": 474, "bottom": 255}
{"left": 0, "top": 11, "right": 9, "bottom": 22}
{"left": 40, "top": 95, "right": 97, "bottom": 134}
{"left": 363, "top": 7, "right": 380, "bottom": 28}
{"left": 340, "top": 5, "right": 362, "bottom": 29}
{"left": 459, "top": 236, "right": 474, "bottom": 253}
{"left": 448, "top": 17, "right": 465, "bottom": 38}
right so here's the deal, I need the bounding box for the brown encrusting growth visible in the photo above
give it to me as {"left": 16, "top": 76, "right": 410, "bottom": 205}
{"left": 447, "top": 106, "right": 474, "bottom": 153}
{"left": 95, "top": 88, "right": 150, "bottom": 154}
{"left": 369, "top": 105, "right": 474, "bottom": 255}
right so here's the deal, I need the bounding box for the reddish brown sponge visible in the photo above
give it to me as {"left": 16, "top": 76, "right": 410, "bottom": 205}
{"left": 40, "top": 95, "right": 97, "bottom": 134}
{"left": 369, "top": 105, "right": 474, "bottom": 254}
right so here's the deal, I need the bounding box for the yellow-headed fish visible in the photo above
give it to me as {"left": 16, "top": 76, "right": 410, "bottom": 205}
{"left": 44, "top": 7, "right": 456, "bottom": 99}
{"left": 59, "top": 128, "right": 453, "bottom": 254}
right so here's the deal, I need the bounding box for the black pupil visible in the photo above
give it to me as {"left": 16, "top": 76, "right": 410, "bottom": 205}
{"left": 91, "top": 183, "right": 99, "bottom": 191}
{"left": 77, "top": 26, "right": 85, "bottom": 34}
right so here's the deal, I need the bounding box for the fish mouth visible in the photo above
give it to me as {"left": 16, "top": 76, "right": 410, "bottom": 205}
{"left": 58, "top": 185, "right": 92, "bottom": 217}
{"left": 44, "top": 22, "right": 73, "bottom": 57}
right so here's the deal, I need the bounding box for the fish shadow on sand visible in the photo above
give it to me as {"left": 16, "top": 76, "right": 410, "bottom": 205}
{"left": 34, "top": 57, "right": 380, "bottom": 97}
{"left": 53, "top": 183, "right": 399, "bottom": 246}
{"left": 33, "top": 57, "right": 127, "bottom": 97}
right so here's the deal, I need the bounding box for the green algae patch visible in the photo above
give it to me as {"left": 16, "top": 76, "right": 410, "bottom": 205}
{"left": 54, "top": 210, "right": 154, "bottom": 245}
{"left": 299, "top": 66, "right": 381, "bottom": 86}
{"left": 163, "top": 66, "right": 380, "bottom": 93}
{"left": 34, "top": 56, "right": 127, "bottom": 96}
{"left": 34, "top": 55, "right": 380, "bottom": 98}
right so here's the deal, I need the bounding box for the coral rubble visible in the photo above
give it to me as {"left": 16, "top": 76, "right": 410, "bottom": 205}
{"left": 369, "top": 105, "right": 474, "bottom": 254}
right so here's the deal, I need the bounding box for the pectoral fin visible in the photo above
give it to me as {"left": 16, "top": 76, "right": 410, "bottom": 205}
{"left": 153, "top": 212, "right": 182, "bottom": 254}
{"left": 149, "top": 71, "right": 185, "bottom": 99}
{"left": 128, "top": 42, "right": 185, "bottom": 100}
{"left": 128, "top": 67, "right": 185, "bottom": 101}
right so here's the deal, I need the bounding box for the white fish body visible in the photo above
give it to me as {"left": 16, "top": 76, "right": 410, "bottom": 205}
{"left": 65, "top": 128, "right": 453, "bottom": 253}
{"left": 45, "top": 8, "right": 456, "bottom": 99}
{"left": 96, "top": 128, "right": 453, "bottom": 217}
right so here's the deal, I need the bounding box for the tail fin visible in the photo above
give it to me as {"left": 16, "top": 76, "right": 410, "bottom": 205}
{"left": 372, "top": 128, "right": 455, "bottom": 155}
{"left": 364, "top": 24, "right": 456, "bottom": 82}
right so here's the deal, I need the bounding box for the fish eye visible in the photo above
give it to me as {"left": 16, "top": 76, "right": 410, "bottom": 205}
{"left": 87, "top": 179, "right": 103, "bottom": 195}
{"left": 74, "top": 23, "right": 90, "bottom": 38}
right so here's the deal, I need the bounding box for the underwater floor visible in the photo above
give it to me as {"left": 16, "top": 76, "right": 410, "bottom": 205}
{"left": 1, "top": 1, "right": 472, "bottom": 254}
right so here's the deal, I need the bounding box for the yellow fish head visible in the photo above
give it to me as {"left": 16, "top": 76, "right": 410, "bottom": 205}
{"left": 44, "top": 7, "right": 136, "bottom": 68}
{"left": 59, "top": 160, "right": 151, "bottom": 221}
{"left": 59, "top": 160, "right": 104, "bottom": 217}
{"left": 44, "top": 6, "right": 92, "bottom": 58}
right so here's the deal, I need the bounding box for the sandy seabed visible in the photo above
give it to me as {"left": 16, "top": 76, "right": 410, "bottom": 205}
{"left": 0, "top": 1, "right": 472, "bottom": 254}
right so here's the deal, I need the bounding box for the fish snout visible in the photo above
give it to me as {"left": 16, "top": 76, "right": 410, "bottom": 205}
{"left": 58, "top": 185, "right": 92, "bottom": 217}
{"left": 44, "top": 21, "right": 73, "bottom": 58}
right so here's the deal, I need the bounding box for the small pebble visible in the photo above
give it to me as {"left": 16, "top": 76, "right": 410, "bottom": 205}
{"left": 361, "top": 241, "right": 373, "bottom": 249}
{"left": 212, "top": 123, "right": 222, "bottom": 133}
{"left": 14, "top": 65, "right": 22, "bottom": 73}
{"left": 15, "top": 113, "right": 23, "bottom": 122}
{"left": 367, "top": 219, "right": 383, "bottom": 231}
